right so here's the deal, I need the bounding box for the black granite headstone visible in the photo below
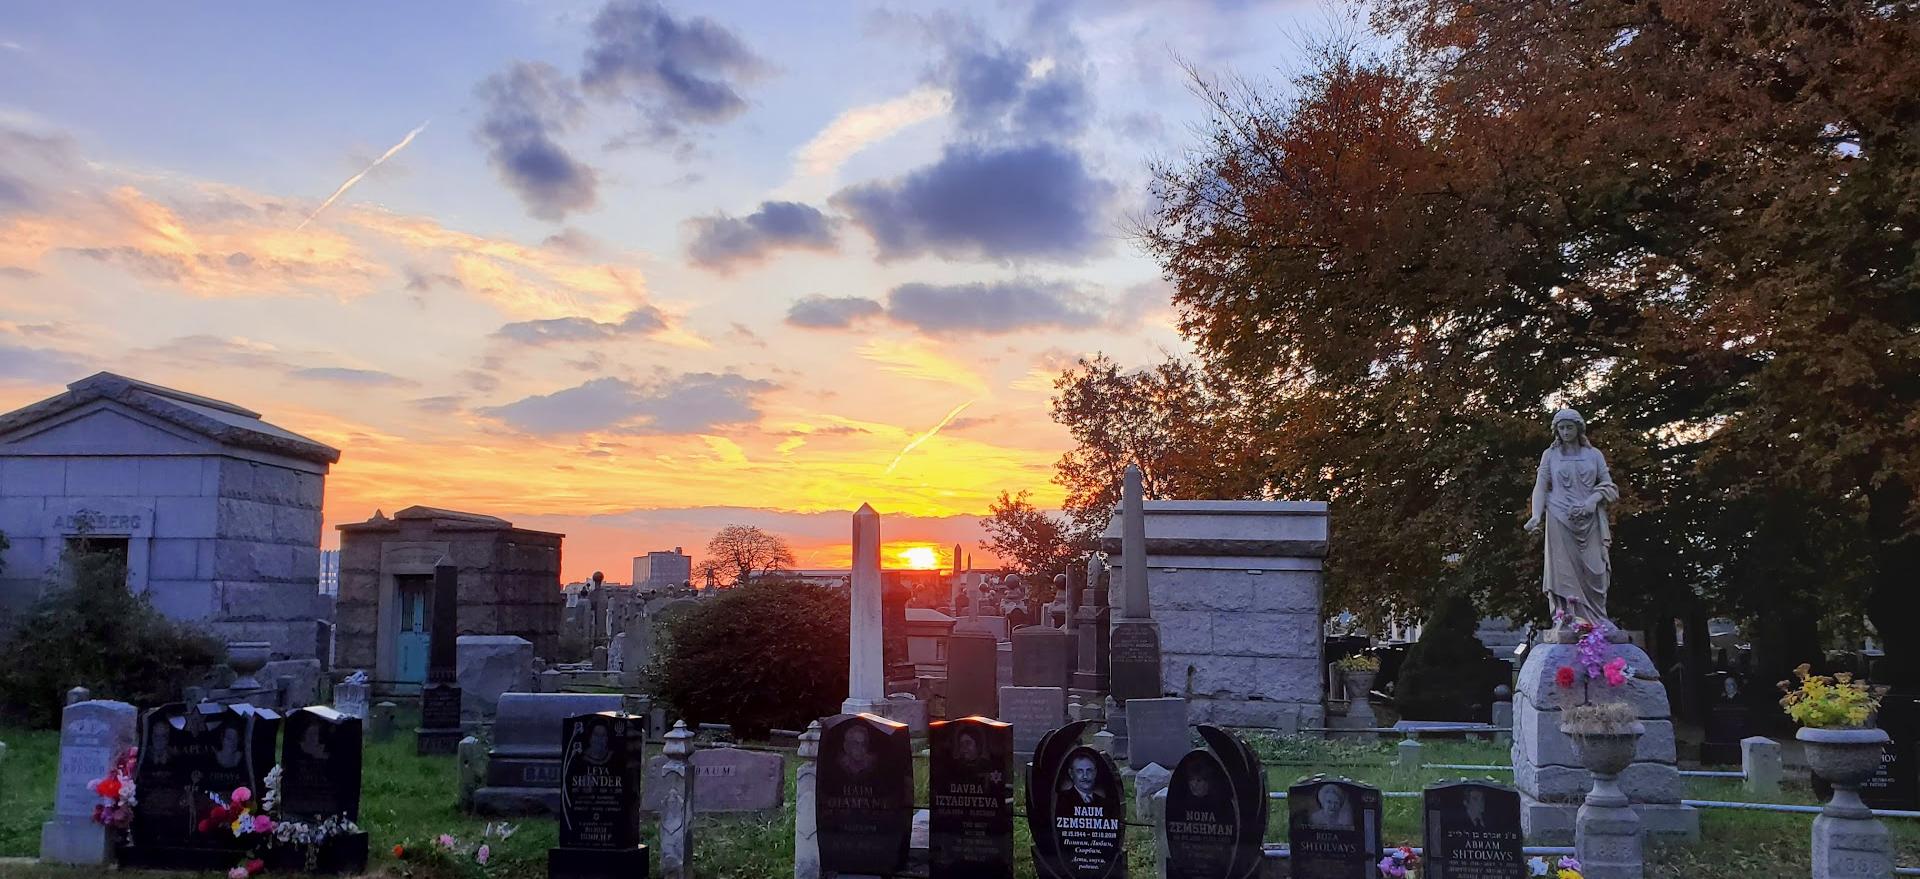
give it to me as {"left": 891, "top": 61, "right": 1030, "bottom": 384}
{"left": 1287, "top": 777, "right": 1382, "bottom": 879}
{"left": 817, "top": 713, "right": 914, "bottom": 876}
{"left": 930, "top": 716, "right": 1014, "bottom": 879}
{"left": 274, "top": 706, "right": 369, "bottom": 874}
{"left": 417, "top": 560, "right": 464, "bottom": 755}
{"left": 1026, "top": 721, "right": 1126, "bottom": 879}
{"left": 121, "top": 703, "right": 280, "bottom": 871}
{"left": 1109, "top": 621, "right": 1162, "bottom": 702}
{"left": 549, "top": 711, "right": 649, "bottom": 879}
{"left": 1166, "top": 749, "right": 1240, "bottom": 879}
{"left": 1422, "top": 781, "right": 1524, "bottom": 879}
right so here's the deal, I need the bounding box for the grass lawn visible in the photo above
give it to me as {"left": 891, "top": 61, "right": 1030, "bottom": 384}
{"left": 2, "top": 720, "right": 1916, "bottom": 877}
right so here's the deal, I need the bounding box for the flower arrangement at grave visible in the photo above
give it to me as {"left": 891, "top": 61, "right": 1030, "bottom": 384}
{"left": 1336, "top": 654, "right": 1381, "bottom": 673}
{"left": 391, "top": 822, "right": 516, "bottom": 876}
{"left": 259, "top": 765, "right": 363, "bottom": 872}
{"left": 197, "top": 784, "right": 274, "bottom": 878}
{"left": 1550, "top": 614, "right": 1637, "bottom": 713}
{"left": 89, "top": 745, "right": 138, "bottom": 837}
{"left": 1528, "top": 854, "right": 1584, "bottom": 878}
{"left": 1778, "top": 663, "right": 1883, "bottom": 729}
{"left": 1377, "top": 844, "right": 1420, "bottom": 877}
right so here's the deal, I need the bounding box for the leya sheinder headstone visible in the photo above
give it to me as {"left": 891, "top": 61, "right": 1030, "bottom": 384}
{"left": 1028, "top": 720, "right": 1126, "bottom": 879}
{"left": 1287, "top": 776, "right": 1384, "bottom": 879}
{"left": 930, "top": 716, "right": 1015, "bottom": 879}
{"left": 817, "top": 712, "right": 915, "bottom": 877}
{"left": 548, "top": 711, "right": 650, "bottom": 879}
{"left": 1165, "top": 726, "right": 1268, "bottom": 879}
{"left": 274, "top": 706, "right": 370, "bottom": 873}
{"left": 41, "top": 699, "right": 137, "bottom": 865}
{"left": 1422, "top": 781, "right": 1525, "bottom": 879}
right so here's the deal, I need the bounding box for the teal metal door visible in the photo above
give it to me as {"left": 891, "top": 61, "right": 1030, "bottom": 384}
{"left": 396, "top": 577, "right": 431, "bottom": 685}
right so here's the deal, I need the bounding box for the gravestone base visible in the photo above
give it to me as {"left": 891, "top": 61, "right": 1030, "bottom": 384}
{"left": 1512, "top": 639, "right": 1698, "bottom": 844}
{"left": 548, "top": 844, "right": 650, "bottom": 879}
{"left": 38, "top": 820, "right": 108, "bottom": 866}
{"left": 1812, "top": 812, "right": 1891, "bottom": 879}
{"left": 117, "top": 844, "right": 249, "bottom": 872}
{"left": 1575, "top": 797, "right": 1643, "bottom": 879}
{"left": 265, "top": 831, "right": 370, "bottom": 875}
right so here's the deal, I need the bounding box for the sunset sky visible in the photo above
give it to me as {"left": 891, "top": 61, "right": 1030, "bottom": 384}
{"left": 0, "top": 2, "right": 1316, "bottom": 580}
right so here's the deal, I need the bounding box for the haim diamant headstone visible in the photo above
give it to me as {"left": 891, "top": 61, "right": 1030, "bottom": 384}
{"left": 549, "top": 711, "right": 650, "bottom": 879}
{"left": 817, "top": 713, "right": 914, "bottom": 876}
{"left": 930, "top": 717, "right": 1015, "bottom": 879}
{"left": 1422, "top": 781, "right": 1525, "bottom": 879}
{"left": 1028, "top": 720, "right": 1126, "bottom": 879}
{"left": 1287, "top": 776, "right": 1383, "bottom": 879}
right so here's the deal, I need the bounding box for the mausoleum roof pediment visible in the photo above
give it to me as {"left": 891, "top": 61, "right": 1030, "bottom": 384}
{"left": 0, "top": 371, "right": 341, "bottom": 465}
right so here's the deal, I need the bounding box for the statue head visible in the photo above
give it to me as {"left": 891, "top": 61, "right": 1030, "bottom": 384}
{"left": 1551, "top": 408, "right": 1591, "bottom": 448}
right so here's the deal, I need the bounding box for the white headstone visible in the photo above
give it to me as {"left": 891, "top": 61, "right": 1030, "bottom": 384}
{"left": 842, "top": 504, "right": 885, "bottom": 715}
{"left": 40, "top": 700, "right": 136, "bottom": 865}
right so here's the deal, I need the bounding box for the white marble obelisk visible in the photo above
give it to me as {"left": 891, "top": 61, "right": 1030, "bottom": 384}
{"left": 842, "top": 503, "right": 886, "bottom": 715}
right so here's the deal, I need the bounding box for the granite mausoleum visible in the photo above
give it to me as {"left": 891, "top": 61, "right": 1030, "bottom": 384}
{"left": 0, "top": 372, "right": 338, "bottom": 660}
{"left": 335, "top": 506, "right": 562, "bottom": 694}
{"left": 1100, "top": 499, "right": 1329, "bottom": 732}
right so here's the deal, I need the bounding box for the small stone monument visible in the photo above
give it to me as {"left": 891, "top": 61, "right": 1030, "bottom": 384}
{"left": 417, "top": 559, "right": 465, "bottom": 756}
{"left": 1287, "top": 776, "right": 1383, "bottom": 879}
{"left": 40, "top": 699, "right": 136, "bottom": 866}
{"left": 1423, "top": 780, "right": 1525, "bottom": 879}
{"left": 332, "top": 670, "right": 370, "bottom": 720}
{"left": 547, "top": 711, "right": 649, "bottom": 879}
{"left": 794, "top": 721, "right": 822, "bottom": 879}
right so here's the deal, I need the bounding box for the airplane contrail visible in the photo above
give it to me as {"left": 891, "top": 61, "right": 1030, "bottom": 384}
{"left": 884, "top": 399, "right": 974, "bottom": 474}
{"left": 296, "top": 121, "right": 429, "bottom": 230}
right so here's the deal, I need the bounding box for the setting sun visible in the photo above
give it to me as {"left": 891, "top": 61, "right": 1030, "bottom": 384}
{"left": 898, "top": 546, "right": 939, "bottom": 570}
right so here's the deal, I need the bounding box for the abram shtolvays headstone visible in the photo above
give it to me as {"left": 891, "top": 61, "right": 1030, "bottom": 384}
{"left": 1422, "top": 781, "right": 1524, "bottom": 879}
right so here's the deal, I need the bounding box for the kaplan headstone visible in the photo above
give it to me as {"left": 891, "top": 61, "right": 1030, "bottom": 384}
{"left": 1109, "top": 621, "right": 1163, "bottom": 703}
{"left": 122, "top": 703, "right": 280, "bottom": 870}
{"left": 642, "top": 746, "right": 786, "bottom": 813}
{"left": 930, "top": 717, "right": 1014, "bottom": 879}
{"left": 549, "top": 712, "right": 650, "bottom": 879}
{"left": 817, "top": 713, "right": 914, "bottom": 876}
{"left": 1030, "top": 740, "right": 1126, "bottom": 879}
{"left": 1127, "top": 697, "right": 1190, "bottom": 771}
{"left": 947, "top": 631, "right": 1000, "bottom": 719}
{"left": 1287, "top": 777, "right": 1383, "bottom": 879}
{"left": 40, "top": 699, "right": 137, "bottom": 865}
{"left": 1000, "top": 686, "right": 1067, "bottom": 757}
{"left": 1423, "top": 781, "right": 1525, "bottom": 879}
{"left": 275, "top": 707, "right": 369, "bottom": 874}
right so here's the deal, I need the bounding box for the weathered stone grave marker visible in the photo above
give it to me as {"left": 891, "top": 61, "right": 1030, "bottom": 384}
{"left": 39, "top": 699, "right": 136, "bottom": 866}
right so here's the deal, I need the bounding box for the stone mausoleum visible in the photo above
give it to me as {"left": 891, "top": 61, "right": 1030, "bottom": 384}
{"left": 335, "top": 506, "right": 562, "bottom": 695}
{"left": 1101, "top": 499, "right": 1330, "bottom": 732}
{"left": 0, "top": 372, "right": 339, "bottom": 659}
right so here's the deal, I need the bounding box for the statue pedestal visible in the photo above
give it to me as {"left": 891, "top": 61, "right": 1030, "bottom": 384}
{"left": 1511, "top": 640, "right": 1698, "bottom": 843}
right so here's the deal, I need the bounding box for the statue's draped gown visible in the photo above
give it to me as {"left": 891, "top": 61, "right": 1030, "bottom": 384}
{"left": 1535, "top": 443, "right": 1618, "bottom": 625}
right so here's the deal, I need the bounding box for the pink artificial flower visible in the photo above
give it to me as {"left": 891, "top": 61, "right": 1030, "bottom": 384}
{"left": 437, "top": 833, "right": 456, "bottom": 849}
{"left": 477, "top": 844, "right": 491, "bottom": 865}
{"left": 1603, "top": 657, "right": 1628, "bottom": 687}
{"left": 228, "top": 867, "right": 250, "bottom": 879}
{"left": 1378, "top": 856, "right": 1407, "bottom": 878}
{"left": 252, "top": 814, "right": 273, "bottom": 834}
{"left": 231, "top": 787, "right": 252, "bottom": 805}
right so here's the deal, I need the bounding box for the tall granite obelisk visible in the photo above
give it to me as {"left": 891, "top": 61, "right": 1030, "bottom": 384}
{"left": 1102, "top": 466, "right": 1163, "bottom": 757}
{"left": 842, "top": 504, "right": 886, "bottom": 716}
{"left": 416, "top": 558, "right": 464, "bottom": 755}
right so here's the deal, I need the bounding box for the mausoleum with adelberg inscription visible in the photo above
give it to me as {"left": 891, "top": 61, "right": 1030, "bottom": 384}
{"left": 0, "top": 372, "right": 338, "bottom": 660}
{"left": 335, "top": 506, "right": 563, "bottom": 695}
{"left": 1099, "top": 498, "right": 1330, "bottom": 732}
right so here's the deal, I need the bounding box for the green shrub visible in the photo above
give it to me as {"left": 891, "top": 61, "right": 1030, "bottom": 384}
{"left": 1392, "top": 592, "right": 1505, "bottom": 721}
{"left": 648, "top": 580, "right": 848, "bottom": 738}
{"left": 0, "top": 549, "right": 223, "bottom": 728}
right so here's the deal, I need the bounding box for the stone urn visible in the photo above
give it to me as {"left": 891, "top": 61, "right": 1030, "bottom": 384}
{"left": 226, "top": 641, "right": 273, "bottom": 691}
{"left": 1341, "top": 669, "right": 1379, "bottom": 728}
{"left": 1799, "top": 726, "right": 1890, "bottom": 817}
{"left": 1563, "top": 719, "right": 1645, "bottom": 800}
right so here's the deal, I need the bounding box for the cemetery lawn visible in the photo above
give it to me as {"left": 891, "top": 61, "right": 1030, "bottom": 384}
{"left": 1, "top": 721, "right": 1915, "bottom": 878}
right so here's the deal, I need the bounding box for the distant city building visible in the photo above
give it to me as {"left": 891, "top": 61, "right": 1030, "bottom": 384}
{"left": 0, "top": 372, "right": 339, "bottom": 660}
{"left": 318, "top": 549, "right": 340, "bottom": 597}
{"left": 631, "top": 547, "right": 692, "bottom": 590}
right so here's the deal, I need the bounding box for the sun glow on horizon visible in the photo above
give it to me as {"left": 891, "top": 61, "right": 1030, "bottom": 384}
{"left": 898, "top": 546, "right": 939, "bottom": 569}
